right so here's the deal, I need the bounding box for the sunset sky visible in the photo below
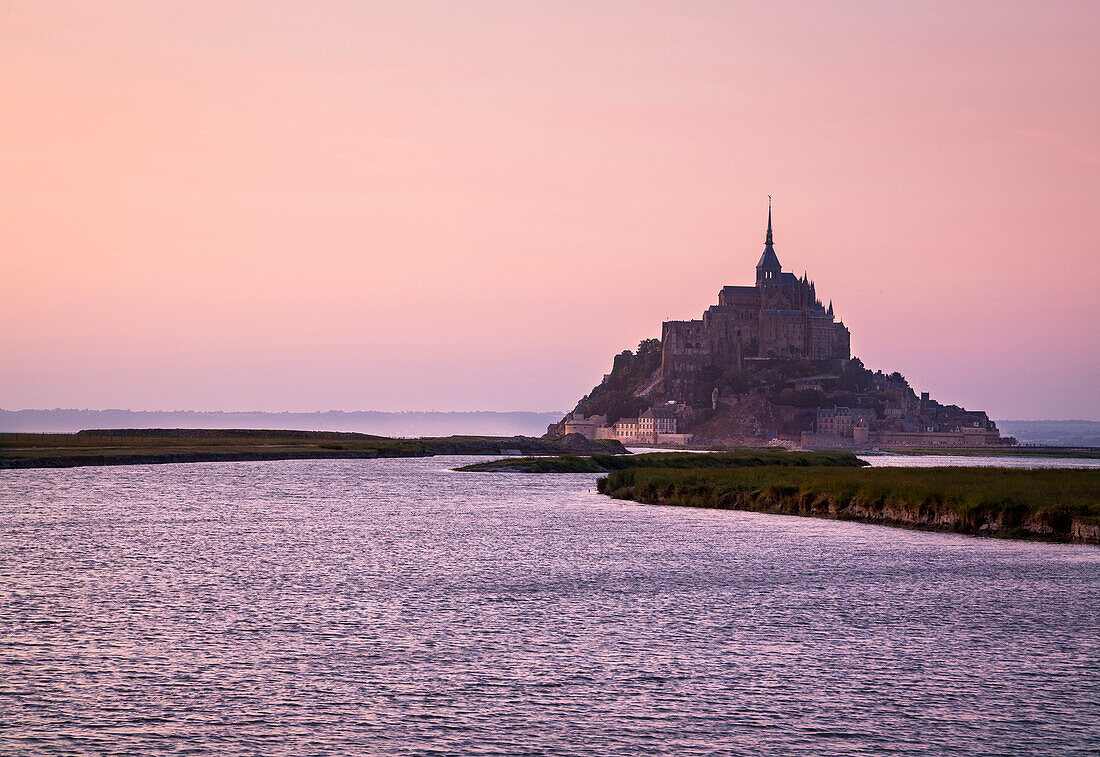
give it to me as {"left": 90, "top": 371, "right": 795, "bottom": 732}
{"left": 2, "top": 1, "right": 1097, "bottom": 419}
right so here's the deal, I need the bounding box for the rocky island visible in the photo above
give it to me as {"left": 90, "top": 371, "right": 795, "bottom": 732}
{"left": 548, "top": 203, "right": 1014, "bottom": 450}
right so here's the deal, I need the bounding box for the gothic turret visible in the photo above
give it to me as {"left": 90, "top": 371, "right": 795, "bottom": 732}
{"left": 756, "top": 199, "right": 782, "bottom": 287}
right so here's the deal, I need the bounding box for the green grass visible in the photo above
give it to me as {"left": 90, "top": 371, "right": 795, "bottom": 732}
{"left": 457, "top": 454, "right": 607, "bottom": 473}
{"left": 0, "top": 430, "right": 429, "bottom": 459}
{"left": 0, "top": 429, "right": 622, "bottom": 468}
{"left": 457, "top": 450, "right": 866, "bottom": 472}
{"left": 597, "top": 466, "right": 1100, "bottom": 543}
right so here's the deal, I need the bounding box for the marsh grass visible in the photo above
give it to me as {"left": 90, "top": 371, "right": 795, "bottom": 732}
{"left": 598, "top": 466, "right": 1100, "bottom": 540}
{"left": 457, "top": 450, "right": 865, "bottom": 473}
{"left": 0, "top": 430, "right": 601, "bottom": 466}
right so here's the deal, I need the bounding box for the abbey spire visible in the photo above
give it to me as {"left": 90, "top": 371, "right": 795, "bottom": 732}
{"left": 756, "top": 197, "right": 782, "bottom": 285}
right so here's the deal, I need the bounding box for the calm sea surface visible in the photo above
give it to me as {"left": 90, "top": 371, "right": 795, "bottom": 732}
{"left": 861, "top": 454, "right": 1100, "bottom": 469}
{"left": 1, "top": 456, "right": 1097, "bottom": 755}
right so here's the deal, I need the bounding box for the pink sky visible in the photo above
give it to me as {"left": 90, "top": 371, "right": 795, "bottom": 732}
{"left": 2, "top": 1, "right": 1098, "bottom": 419}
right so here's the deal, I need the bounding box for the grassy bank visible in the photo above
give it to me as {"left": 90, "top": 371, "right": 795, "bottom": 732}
{"left": 598, "top": 466, "right": 1100, "bottom": 544}
{"left": 457, "top": 450, "right": 866, "bottom": 473}
{"left": 0, "top": 429, "right": 626, "bottom": 470}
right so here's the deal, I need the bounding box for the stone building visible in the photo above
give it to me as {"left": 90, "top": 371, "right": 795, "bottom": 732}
{"left": 816, "top": 407, "right": 877, "bottom": 436}
{"left": 612, "top": 408, "right": 691, "bottom": 445}
{"left": 558, "top": 408, "right": 692, "bottom": 445}
{"left": 662, "top": 203, "right": 850, "bottom": 400}
{"left": 614, "top": 417, "right": 640, "bottom": 440}
{"left": 562, "top": 413, "right": 608, "bottom": 438}
{"left": 800, "top": 401, "right": 1009, "bottom": 448}
{"left": 639, "top": 406, "right": 677, "bottom": 437}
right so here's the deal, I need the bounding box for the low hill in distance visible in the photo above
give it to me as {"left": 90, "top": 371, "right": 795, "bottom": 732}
{"left": 0, "top": 409, "right": 564, "bottom": 438}
{"left": 997, "top": 420, "right": 1100, "bottom": 447}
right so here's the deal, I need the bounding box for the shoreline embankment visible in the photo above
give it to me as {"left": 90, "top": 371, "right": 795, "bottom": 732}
{"left": 598, "top": 466, "right": 1100, "bottom": 545}
{"left": 0, "top": 429, "right": 626, "bottom": 470}
{"left": 457, "top": 450, "right": 865, "bottom": 473}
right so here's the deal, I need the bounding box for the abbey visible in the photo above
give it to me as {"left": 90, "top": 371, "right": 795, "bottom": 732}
{"left": 556, "top": 203, "right": 1011, "bottom": 448}
{"left": 662, "top": 204, "right": 850, "bottom": 399}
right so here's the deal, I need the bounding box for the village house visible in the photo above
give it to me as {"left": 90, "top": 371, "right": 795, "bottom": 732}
{"left": 559, "top": 409, "right": 692, "bottom": 446}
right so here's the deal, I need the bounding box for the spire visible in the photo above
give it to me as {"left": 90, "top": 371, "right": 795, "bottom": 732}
{"left": 827, "top": 300, "right": 834, "bottom": 317}
{"left": 765, "top": 196, "right": 774, "bottom": 248}
{"left": 756, "top": 196, "right": 782, "bottom": 276}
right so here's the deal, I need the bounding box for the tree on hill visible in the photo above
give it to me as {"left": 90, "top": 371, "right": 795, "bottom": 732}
{"left": 573, "top": 339, "right": 663, "bottom": 423}
{"left": 838, "top": 358, "right": 875, "bottom": 393}
{"left": 770, "top": 388, "right": 829, "bottom": 407}
{"left": 636, "top": 338, "right": 661, "bottom": 360}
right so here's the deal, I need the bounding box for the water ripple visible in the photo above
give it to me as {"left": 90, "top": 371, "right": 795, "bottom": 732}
{"left": 0, "top": 458, "right": 1098, "bottom": 755}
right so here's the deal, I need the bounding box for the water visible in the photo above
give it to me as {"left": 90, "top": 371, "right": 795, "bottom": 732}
{"left": 628, "top": 448, "right": 1100, "bottom": 469}
{"left": 1, "top": 457, "right": 1097, "bottom": 755}
{"left": 862, "top": 453, "right": 1100, "bottom": 469}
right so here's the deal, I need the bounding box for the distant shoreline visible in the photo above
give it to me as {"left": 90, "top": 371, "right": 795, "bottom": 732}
{"left": 0, "top": 409, "right": 564, "bottom": 438}
{"left": 0, "top": 429, "right": 625, "bottom": 470}
{"left": 1, "top": 449, "right": 419, "bottom": 470}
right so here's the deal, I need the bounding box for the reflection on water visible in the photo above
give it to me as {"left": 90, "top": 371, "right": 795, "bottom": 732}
{"left": 0, "top": 457, "right": 1097, "bottom": 755}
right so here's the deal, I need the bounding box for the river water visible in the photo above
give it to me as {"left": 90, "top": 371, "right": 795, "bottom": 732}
{"left": 861, "top": 453, "right": 1100, "bottom": 469}
{"left": 1, "top": 456, "right": 1097, "bottom": 755}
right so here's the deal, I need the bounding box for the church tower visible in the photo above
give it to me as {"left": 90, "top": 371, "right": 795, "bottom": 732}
{"left": 756, "top": 199, "right": 782, "bottom": 287}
